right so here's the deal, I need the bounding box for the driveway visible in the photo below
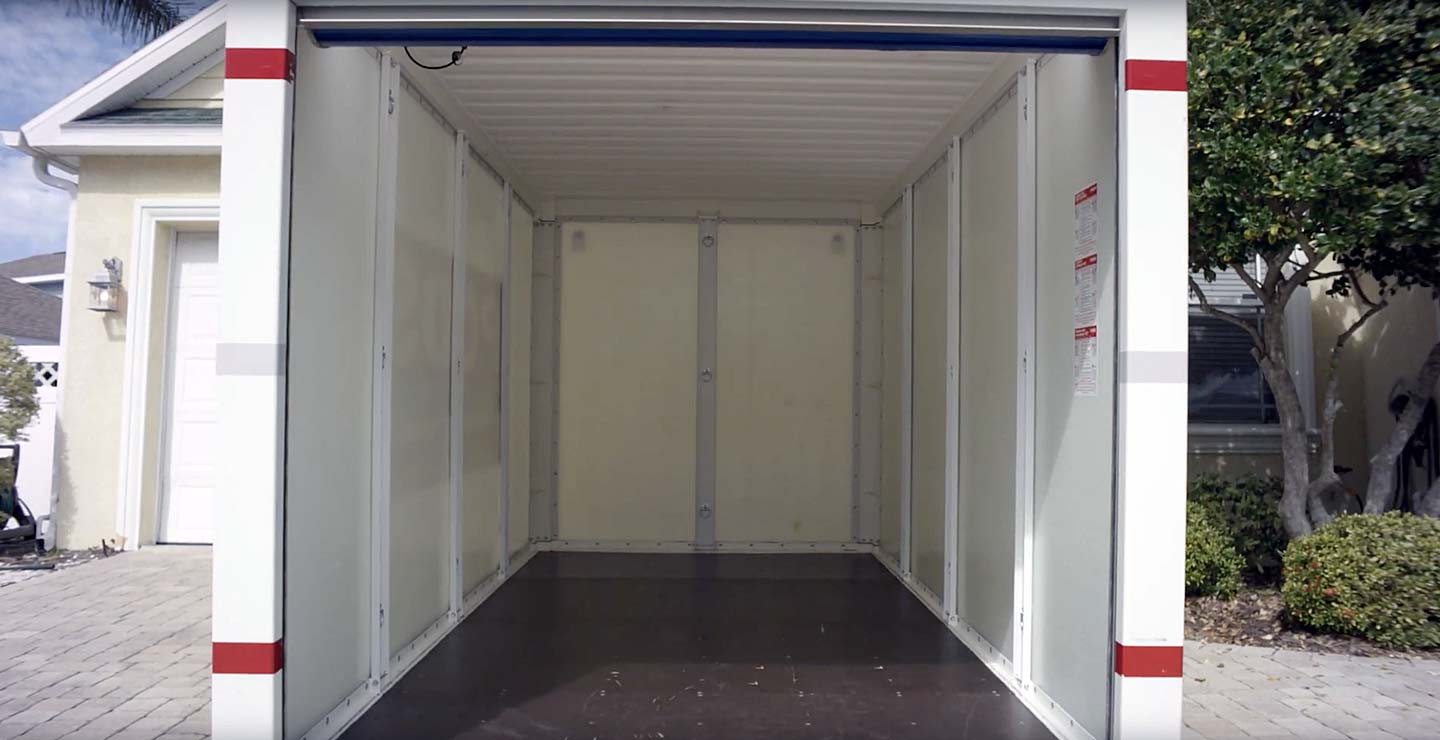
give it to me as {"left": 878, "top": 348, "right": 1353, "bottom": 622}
{"left": 0, "top": 547, "right": 210, "bottom": 740}
{"left": 1185, "top": 640, "right": 1440, "bottom": 740}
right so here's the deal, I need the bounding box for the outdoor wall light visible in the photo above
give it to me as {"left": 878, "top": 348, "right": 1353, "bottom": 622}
{"left": 87, "top": 257, "right": 122, "bottom": 312}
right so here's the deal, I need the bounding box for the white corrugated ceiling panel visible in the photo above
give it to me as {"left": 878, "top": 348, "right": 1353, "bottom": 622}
{"left": 416, "top": 46, "right": 1004, "bottom": 201}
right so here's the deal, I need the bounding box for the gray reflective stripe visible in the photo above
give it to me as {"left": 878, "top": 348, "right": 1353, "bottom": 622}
{"left": 1118, "top": 350, "right": 1187, "bottom": 384}
{"left": 216, "top": 343, "right": 286, "bottom": 376}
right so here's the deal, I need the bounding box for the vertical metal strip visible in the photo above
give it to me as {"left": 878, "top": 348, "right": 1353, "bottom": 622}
{"left": 943, "top": 136, "right": 962, "bottom": 623}
{"left": 851, "top": 228, "right": 863, "bottom": 542}
{"left": 695, "top": 219, "right": 719, "bottom": 548}
{"left": 899, "top": 186, "right": 915, "bottom": 576}
{"left": 370, "top": 51, "right": 399, "bottom": 680}
{"left": 550, "top": 223, "right": 562, "bottom": 540}
{"left": 448, "top": 131, "right": 467, "bottom": 620}
{"left": 1014, "top": 59, "right": 1040, "bottom": 687}
{"left": 499, "top": 182, "right": 512, "bottom": 577}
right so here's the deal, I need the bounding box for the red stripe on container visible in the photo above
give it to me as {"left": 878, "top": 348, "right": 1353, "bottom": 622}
{"left": 213, "top": 640, "right": 284, "bottom": 674}
{"left": 225, "top": 48, "right": 295, "bottom": 82}
{"left": 1114, "top": 643, "right": 1183, "bottom": 677}
{"left": 1124, "top": 60, "right": 1187, "bottom": 92}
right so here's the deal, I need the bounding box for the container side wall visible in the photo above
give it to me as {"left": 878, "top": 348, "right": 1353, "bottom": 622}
{"left": 462, "top": 160, "right": 505, "bottom": 592}
{"left": 911, "top": 164, "right": 948, "bottom": 598}
{"left": 715, "top": 224, "right": 854, "bottom": 543}
{"left": 958, "top": 92, "right": 1019, "bottom": 658}
{"left": 1032, "top": 48, "right": 1118, "bottom": 739}
{"left": 557, "top": 223, "right": 698, "bottom": 542}
{"left": 507, "top": 198, "right": 533, "bottom": 557}
{"left": 283, "top": 39, "right": 377, "bottom": 739}
{"left": 388, "top": 85, "right": 455, "bottom": 656}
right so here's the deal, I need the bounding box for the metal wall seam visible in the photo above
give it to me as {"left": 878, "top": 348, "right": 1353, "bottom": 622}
{"left": 850, "top": 226, "right": 864, "bottom": 542}
{"left": 942, "top": 135, "right": 961, "bottom": 624}
{"left": 899, "top": 185, "right": 915, "bottom": 576}
{"left": 549, "top": 222, "right": 562, "bottom": 540}
{"left": 1012, "top": 58, "right": 1040, "bottom": 689}
{"left": 695, "top": 219, "right": 719, "bottom": 548}
{"left": 447, "top": 131, "right": 468, "bottom": 621}
{"left": 369, "top": 50, "right": 400, "bottom": 686}
{"left": 498, "top": 181, "right": 513, "bottom": 577}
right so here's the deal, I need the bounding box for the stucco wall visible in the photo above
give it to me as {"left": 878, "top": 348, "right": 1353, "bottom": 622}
{"left": 1309, "top": 275, "right": 1439, "bottom": 497}
{"left": 54, "top": 156, "right": 220, "bottom": 549}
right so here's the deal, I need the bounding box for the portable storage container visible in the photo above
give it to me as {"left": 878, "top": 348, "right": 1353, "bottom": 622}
{"left": 211, "top": 3, "right": 1189, "bottom": 738}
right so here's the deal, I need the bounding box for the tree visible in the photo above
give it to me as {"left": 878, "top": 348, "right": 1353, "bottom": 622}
{"left": 69, "top": 0, "right": 185, "bottom": 42}
{"left": 1189, "top": 0, "right": 1440, "bottom": 538}
{"left": 0, "top": 339, "right": 40, "bottom": 490}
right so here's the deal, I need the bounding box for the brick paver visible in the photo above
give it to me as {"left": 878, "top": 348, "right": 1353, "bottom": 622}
{"left": 1186, "top": 640, "right": 1440, "bottom": 740}
{"left": 0, "top": 548, "right": 210, "bottom": 740}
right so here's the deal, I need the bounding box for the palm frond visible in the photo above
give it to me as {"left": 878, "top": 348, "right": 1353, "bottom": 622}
{"left": 69, "top": 0, "right": 185, "bottom": 42}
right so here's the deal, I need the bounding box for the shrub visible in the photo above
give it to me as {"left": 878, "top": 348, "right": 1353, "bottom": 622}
{"left": 1186, "top": 501, "right": 1244, "bottom": 599}
{"left": 1189, "top": 474, "right": 1286, "bottom": 582}
{"left": 1282, "top": 513, "right": 1440, "bottom": 649}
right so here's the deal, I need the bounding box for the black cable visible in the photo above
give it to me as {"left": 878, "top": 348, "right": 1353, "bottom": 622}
{"left": 405, "top": 46, "right": 468, "bottom": 70}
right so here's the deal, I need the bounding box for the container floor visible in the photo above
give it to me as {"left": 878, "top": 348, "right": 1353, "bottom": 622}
{"left": 340, "top": 552, "right": 1055, "bottom": 739}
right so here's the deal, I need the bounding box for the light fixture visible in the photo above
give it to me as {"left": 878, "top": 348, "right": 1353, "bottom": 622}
{"left": 87, "top": 257, "right": 122, "bottom": 312}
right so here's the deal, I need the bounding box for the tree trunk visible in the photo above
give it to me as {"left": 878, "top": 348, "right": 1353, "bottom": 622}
{"left": 1305, "top": 372, "right": 1350, "bottom": 528}
{"left": 1258, "top": 308, "right": 1314, "bottom": 539}
{"left": 1364, "top": 340, "right": 1440, "bottom": 514}
{"left": 1417, "top": 476, "right": 1440, "bottom": 518}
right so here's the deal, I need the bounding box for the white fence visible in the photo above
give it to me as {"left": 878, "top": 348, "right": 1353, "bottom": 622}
{"left": 2, "top": 345, "right": 59, "bottom": 546}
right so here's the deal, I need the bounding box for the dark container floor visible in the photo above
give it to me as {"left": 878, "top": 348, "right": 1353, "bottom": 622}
{"left": 340, "top": 552, "right": 1054, "bottom": 740}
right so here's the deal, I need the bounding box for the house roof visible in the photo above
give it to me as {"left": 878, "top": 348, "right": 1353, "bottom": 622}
{"left": 0, "top": 278, "right": 62, "bottom": 345}
{"left": 0, "top": 252, "right": 65, "bottom": 281}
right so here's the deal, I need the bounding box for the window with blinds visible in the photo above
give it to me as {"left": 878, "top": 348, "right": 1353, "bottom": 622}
{"left": 1188, "top": 265, "right": 1277, "bottom": 424}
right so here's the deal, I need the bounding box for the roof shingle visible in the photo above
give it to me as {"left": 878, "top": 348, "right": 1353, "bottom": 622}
{"left": 0, "top": 277, "right": 62, "bottom": 344}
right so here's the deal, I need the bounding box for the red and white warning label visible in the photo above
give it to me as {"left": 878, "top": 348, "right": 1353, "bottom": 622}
{"left": 1074, "top": 325, "right": 1099, "bottom": 397}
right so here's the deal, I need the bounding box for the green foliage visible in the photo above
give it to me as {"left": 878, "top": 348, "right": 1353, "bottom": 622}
{"left": 1282, "top": 513, "right": 1440, "bottom": 649}
{"left": 0, "top": 338, "right": 40, "bottom": 490}
{"left": 1189, "top": 0, "right": 1440, "bottom": 294}
{"left": 1189, "top": 474, "right": 1288, "bottom": 582}
{"left": 1187, "top": 501, "right": 1245, "bottom": 600}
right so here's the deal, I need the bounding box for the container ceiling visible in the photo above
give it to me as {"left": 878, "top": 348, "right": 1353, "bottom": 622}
{"left": 410, "top": 45, "right": 1006, "bottom": 202}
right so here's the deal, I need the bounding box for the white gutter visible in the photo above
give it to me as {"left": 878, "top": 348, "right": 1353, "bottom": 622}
{"left": 2, "top": 130, "right": 79, "bottom": 195}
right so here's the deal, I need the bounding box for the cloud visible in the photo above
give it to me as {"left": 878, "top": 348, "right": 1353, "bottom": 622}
{"left": 0, "top": 151, "right": 71, "bottom": 263}
{"left": 0, "top": 3, "right": 137, "bottom": 131}
{"left": 0, "top": 3, "right": 135, "bottom": 263}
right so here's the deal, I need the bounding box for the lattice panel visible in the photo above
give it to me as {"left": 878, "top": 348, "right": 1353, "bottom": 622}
{"left": 32, "top": 362, "right": 59, "bottom": 389}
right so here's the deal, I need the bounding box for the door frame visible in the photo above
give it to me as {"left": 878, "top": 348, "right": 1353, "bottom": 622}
{"left": 114, "top": 200, "right": 220, "bottom": 547}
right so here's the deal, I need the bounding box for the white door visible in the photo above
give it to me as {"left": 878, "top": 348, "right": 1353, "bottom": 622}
{"left": 158, "top": 231, "right": 220, "bottom": 544}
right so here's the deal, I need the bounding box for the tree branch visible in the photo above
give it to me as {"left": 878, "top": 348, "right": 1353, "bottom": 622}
{"left": 1234, "top": 262, "right": 1268, "bottom": 300}
{"left": 1190, "top": 277, "right": 1266, "bottom": 352}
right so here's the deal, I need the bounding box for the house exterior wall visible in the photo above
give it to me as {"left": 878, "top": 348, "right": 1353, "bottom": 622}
{"left": 53, "top": 156, "right": 220, "bottom": 549}
{"left": 1189, "top": 283, "right": 1440, "bottom": 500}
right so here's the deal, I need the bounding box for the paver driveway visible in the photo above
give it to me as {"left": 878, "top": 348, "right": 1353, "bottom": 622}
{"left": 0, "top": 547, "right": 210, "bottom": 740}
{"left": 1185, "top": 640, "right": 1440, "bottom": 740}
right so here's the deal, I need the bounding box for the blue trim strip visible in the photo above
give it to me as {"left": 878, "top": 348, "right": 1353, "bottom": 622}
{"left": 309, "top": 27, "right": 1108, "bottom": 54}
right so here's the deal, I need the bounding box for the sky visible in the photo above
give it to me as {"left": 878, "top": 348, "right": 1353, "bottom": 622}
{"left": 0, "top": 2, "right": 170, "bottom": 263}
